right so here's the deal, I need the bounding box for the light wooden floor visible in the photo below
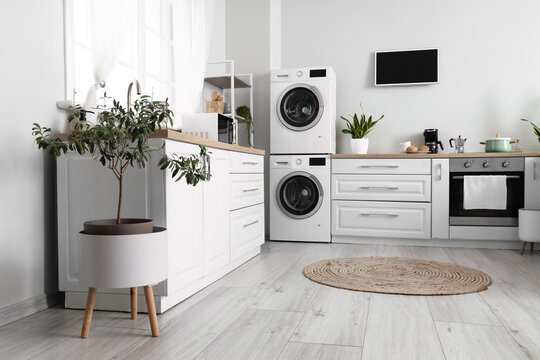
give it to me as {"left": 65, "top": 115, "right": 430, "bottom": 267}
{"left": 2, "top": 242, "right": 540, "bottom": 360}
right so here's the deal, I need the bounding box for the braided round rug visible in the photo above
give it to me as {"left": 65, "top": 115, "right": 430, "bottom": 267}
{"left": 303, "top": 257, "right": 492, "bottom": 295}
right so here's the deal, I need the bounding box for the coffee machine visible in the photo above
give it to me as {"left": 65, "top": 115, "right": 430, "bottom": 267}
{"left": 423, "top": 129, "right": 444, "bottom": 153}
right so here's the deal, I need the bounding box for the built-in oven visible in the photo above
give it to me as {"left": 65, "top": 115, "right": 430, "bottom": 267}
{"left": 449, "top": 157, "right": 524, "bottom": 227}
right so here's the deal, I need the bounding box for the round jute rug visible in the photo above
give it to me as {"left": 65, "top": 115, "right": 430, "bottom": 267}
{"left": 303, "top": 257, "right": 492, "bottom": 295}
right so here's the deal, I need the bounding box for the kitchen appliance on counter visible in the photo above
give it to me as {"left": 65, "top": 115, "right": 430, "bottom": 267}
{"left": 449, "top": 157, "right": 524, "bottom": 227}
{"left": 423, "top": 128, "right": 444, "bottom": 153}
{"left": 480, "top": 133, "right": 518, "bottom": 153}
{"left": 182, "top": 113, "right": 237, "bottom": 145}
{"left": 449, "top": 135, "right": 467, "bottom": 153}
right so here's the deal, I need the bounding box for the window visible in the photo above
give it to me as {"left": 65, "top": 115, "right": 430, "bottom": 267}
{"left": 65, "top": 0, "right": 176, "bottom": 112}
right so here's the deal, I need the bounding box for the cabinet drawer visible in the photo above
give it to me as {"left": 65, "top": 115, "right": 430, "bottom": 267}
{"left": 229, "top": 152, "right": 264, "bottom": 173}
{"left": 332, "top": 158, "right": 431, "bottom": 175}
{"left": 230, "top": 204, "right": 265, "bottom": 261}
{"left": 332, "top": 200, "right": 431, "bottom": 239}
{"left": 332, "top": 174, "right": 431, "bottom": 202}
{"left": 230, "top": 174, "right": 264, "bottom": 210}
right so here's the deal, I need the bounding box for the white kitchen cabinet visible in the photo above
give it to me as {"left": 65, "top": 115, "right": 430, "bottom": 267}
{"left": 230, "top": 203, "right": 265, "bottom": 261}
{"left": 162, "top": 141, "right": 204, "bottom": 292}
{"left": 525, "top": 157, "right": 540, "bottom": 208}
{"left": 58, "top": 137, "right": 265, "bottom": 313}
{"left": 431, "top": 159, "right": 449, "bottom": 239}
{"left": 332, "top": 174, "right": 431, "bottom": 202}
{"left": 203, "top": 149, "right": 230, "bottom": 275}
{"left": 230, "top": 173, "right": 264, "bottom": 210}
{"left": 332, "top": 200, "right": 431, "bottom": 239}
{"left": 332, "top": 158, "right": 431, "bottom": 175}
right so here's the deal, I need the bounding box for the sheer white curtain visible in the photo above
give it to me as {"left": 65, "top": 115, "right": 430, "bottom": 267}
{"left": 83, "top": 0, "right": 131, "bottom": 109}
{"left": 174, "top": 0, "right": 216, "bottom": 118}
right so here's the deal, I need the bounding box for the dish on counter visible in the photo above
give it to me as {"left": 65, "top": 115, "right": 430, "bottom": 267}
{"left": 405, "top": 150, "right": 430, "bottom": 154}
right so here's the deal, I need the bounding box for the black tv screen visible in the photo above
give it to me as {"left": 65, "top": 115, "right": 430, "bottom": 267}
{"left": 375, "top": 49, "right": 438, "bottom": 86}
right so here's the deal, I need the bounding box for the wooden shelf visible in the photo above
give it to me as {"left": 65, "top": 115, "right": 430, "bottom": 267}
{"left": 204, "top": 76, "right": 251, "bottom": 89}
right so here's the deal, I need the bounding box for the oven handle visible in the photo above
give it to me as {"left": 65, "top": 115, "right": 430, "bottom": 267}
{"left": 451, "top": 175, "right": 521, "bottom": 180}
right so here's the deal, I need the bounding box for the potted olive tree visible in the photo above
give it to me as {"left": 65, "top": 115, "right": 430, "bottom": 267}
{"left": 341, "top": 103, "right": 384, "bottom": 154}
{"left": 33, "top": 95, "right": 210, "bottom": 338}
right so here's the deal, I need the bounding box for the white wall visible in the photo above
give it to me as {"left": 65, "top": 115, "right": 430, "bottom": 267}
{"left": 281, "top": 0, "right": 540, "bottom": 154}
{"left": 0, "top": 0, "right": 65, "bottom": 309}
{"left": 226, "top": 0, "right": 272, "bottom": 232}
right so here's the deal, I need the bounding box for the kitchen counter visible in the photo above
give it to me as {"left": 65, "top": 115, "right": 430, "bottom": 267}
{"left": 151, "top": 129, "right": 265, "bottom": 155}
{"left": 59, "top": 129, "right": 265, "bottom": 156}
{"left": 332, "top": 152, "right": 540, "bottom": 159}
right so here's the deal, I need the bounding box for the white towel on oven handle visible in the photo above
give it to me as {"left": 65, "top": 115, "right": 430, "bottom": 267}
{"left": 463, "top": 175, "right": 507, "bottom": 210}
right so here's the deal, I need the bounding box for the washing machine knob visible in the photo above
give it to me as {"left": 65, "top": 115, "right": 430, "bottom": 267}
{"left": 296, "top": 70, "right": 303, "bottom": 77}
{"left": 296, "top": 159, "right": 302, "bottom": 165}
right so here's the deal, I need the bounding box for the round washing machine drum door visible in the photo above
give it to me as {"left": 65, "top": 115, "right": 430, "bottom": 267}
{"left": 277, "top": 171, "right": 323, "bottom": 219}
{"left": 277, "top": 84, "right": 324, "bottom": 131}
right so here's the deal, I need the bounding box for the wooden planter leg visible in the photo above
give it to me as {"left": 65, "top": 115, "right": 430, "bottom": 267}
{"left": 130, "top": 287, "right": 137, "bottom": 320}
{"left": 144, "top": 286, "right": 159, "bottom": 337}
{"left": 521, "top": 242, "right": 527, "bottom": 256}
{"left": 81, "top": 287, "right": 97, "bottom": 338}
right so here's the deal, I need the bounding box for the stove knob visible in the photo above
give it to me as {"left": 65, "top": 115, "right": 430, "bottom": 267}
{"left": 502, "top": 161, "right": 509, "bottom": 168}
{"left": 464, "top": 161, "right": 472, "bottom": 168}
{"left": 483, "top": 161, "right": 490, "bottom": 168}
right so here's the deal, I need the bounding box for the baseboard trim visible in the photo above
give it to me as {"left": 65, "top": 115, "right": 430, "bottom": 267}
{"left": 0, "top": 292, "right": 63, "bottom": 327}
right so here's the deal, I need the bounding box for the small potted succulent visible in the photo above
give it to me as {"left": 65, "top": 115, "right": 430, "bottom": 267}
{"left": 341, "top": 103, "right": 384, "bottom": 154}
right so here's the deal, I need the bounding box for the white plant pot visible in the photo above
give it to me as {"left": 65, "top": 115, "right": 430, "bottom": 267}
{"left": 79, "top": 227, "right": 168, "bottom": 289}
{"left": 351, "top": 138, "right": 369, "bottom": 154}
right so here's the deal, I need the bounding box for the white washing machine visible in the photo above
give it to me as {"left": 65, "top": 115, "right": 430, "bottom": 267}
{"left": 270, "top": 67, "right": 336, "bottom": 154}
{"left": 270, "top": 154, "right": 331, "bottom": 242}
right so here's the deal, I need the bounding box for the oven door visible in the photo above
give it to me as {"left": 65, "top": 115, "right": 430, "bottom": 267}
{"left": 449, "top": 172, "right": 524, "bottom": 226}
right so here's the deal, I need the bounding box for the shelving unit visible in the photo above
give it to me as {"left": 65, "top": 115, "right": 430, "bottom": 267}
{"left": 204, "top": 60, "right": 253, "bottom": 124}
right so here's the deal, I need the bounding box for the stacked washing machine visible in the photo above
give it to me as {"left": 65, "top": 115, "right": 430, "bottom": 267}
{"left": 269, "top": 67, "right": 336, "bottom": 243}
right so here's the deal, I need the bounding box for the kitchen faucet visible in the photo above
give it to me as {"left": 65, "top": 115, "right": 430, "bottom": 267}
{"left": 127, "top": 79, "right": 141, "bottom": 112}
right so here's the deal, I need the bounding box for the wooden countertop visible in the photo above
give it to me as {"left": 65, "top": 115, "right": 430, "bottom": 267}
{"left": 151, "top": 130, "right": 265, "bottom": 155}
{"left": 58, "top": 129, "right": 265, "bottom": 156}
{"left": 332, "top": 152, "right": 540, "bottom": 159}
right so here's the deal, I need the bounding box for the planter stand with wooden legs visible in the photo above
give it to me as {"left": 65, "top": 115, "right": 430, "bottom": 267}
{"left": 80, "top": 285, "right": 159, "bottom": 338}
{"left": 78, "top": 228, "right": 168, "bottom": 338}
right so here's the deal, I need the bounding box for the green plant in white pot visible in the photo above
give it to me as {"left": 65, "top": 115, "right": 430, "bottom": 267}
{"left": 341, "top": 103, "right": 384, "bottom": 154}
{"left": 32, "top": 93, "right": 210, "bottom": 338}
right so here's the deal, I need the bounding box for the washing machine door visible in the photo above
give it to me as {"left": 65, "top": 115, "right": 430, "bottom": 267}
{"left": 277, "top": 84, "right": 324, "bottom": 131}
{"left": 276, "top": 171, "right": 323, "bottom": 219}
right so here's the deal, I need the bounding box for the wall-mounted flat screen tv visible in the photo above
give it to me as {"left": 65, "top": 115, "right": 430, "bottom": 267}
{"left": 375, "top": 48, "right": 438, "bottom": 86}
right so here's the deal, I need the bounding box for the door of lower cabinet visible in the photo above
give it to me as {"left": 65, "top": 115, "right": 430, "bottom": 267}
{"left": 203, "top": 148, "right": 231, "bottom": 275}
{"left": 431, "top": 159, "right": 449, "bottom": 239}
{"left": 525, "top": 157, "right": 540, "bottom": 208}
{"left": 163, "top": 141, "right": 205, "bottom": 293}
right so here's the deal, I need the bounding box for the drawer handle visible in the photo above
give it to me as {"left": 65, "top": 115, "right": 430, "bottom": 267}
{"left": 242, "top": 161, "right": 259, "bottom": 165}
{"left": 276, "top": 161, "right": 289, "bottom": 165}
{"left": 359, "top": 165, "right": 399, "bottom": 168}
{"left": 359, "top": 212, "right": 400, "bottom": 217}
{"left": 243, "top": 220, "right": 259, "bottom": 228}
{"left": 242, "top": 188, "right": 259, "bottom": 192}
{"left": 359, "top": 186, "right": 399, "bottom": 190}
